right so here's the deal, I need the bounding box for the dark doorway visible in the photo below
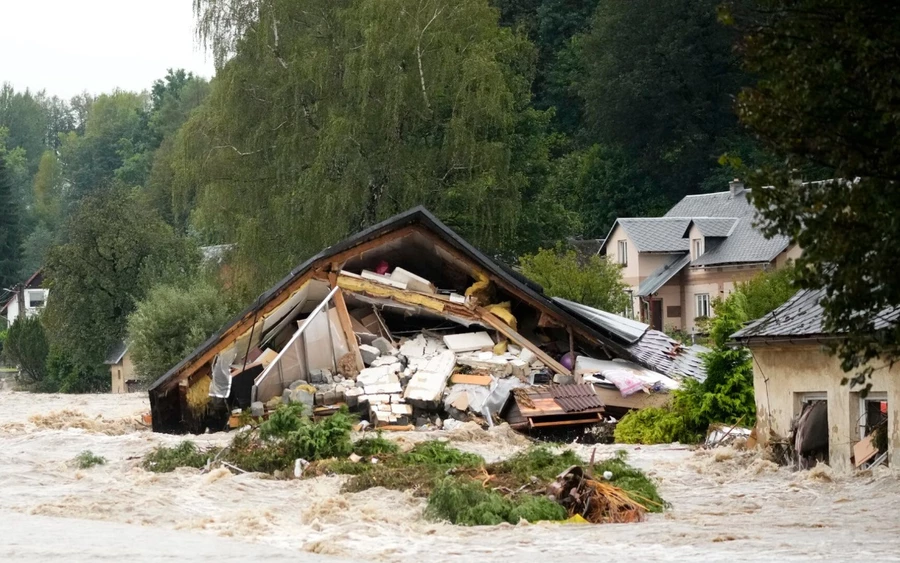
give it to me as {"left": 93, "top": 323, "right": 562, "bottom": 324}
{"left": 650, "top": 299, "right": 663, "bottom": 331}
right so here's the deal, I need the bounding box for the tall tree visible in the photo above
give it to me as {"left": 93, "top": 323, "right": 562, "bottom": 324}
{"left": 179, "top": 0, "right": 556, "bottom": 296}
{"left": 0, "top": 154, "right": 21, "bottom": 288}
{"left": 575, "top": 0, "right": 750, "bottom": 203}
{"left": 728, "top": 0, "right": 900, "bottom": 384}
{"left": 42, "top": 187, "right": 199, "bottom": 368}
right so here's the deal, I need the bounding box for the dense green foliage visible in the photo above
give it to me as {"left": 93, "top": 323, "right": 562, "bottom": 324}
{"left": 426, "top": 477, "right": 567, "bottom": 525}
{"left": 519, "top": 246, "right": 629, "bottom": 312}
{"left": 613, "top": 407, "right": 698, "bottom": 445}
{"left": 0, "top": 153, "right": 21, "bottom": 288}
{"left": 42, "top": 187, "right": 199, "bottom": 369}
{"left": 3, "top": 315, "right": 49, "bottom": 384}
{"left": 127, "top": 278, "right": 235, "bottom": 384}
{"left": 725, "top": 0, "right": 900, "bottom": 385}
{"left": 42, "top": 346, "right": 110, "bottom": 393}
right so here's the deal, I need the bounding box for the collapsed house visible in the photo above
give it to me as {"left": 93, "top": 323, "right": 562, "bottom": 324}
{"left": 732, "top": 289, "right": 899, "bottom": 471}
{"left": 148, "top": 207, "right": 706, "bottom": 434}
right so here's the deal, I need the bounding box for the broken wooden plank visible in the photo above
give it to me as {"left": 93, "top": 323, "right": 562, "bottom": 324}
{"left": 527, "top": 414, "right": 604, "bottom": 428}
{"left": 449, "top": 373, "right": 493, "bottom": 386}
{"left": 476, "top": 308, "right": 572, "bottom": 376}
{"left": 329, "top": 285, "right": 366, "bottom": 372}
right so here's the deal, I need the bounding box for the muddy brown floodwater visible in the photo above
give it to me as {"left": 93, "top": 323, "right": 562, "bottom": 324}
{"left": 0, "top": 390, "right": 898, "bottom": 562}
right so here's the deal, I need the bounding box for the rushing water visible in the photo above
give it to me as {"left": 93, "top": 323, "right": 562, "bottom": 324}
{"left": 0, "top": 391, "right": 897, "bottom": 562}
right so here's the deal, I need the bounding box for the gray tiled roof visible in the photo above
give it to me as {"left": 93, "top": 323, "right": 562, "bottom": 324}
{"left": 687, "top": 217, "right": 739, "bottom": 238}
{"left": 616, "top": 218, "right": 690, "bottom": 252}
{"left": 732, "top": 289, "right": 900, "bottom": 342}
{"left": 666, "top": 190, "right": 791, "bottom": 266}
{"left": 637, "top": 253, "right": 691, "bottom": 296}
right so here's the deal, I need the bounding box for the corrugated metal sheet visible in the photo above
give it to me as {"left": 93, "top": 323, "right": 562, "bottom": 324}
{"left": 549, "top": 383, "right": 604, "bottom": 412}
{"left": 637, "top": 254, "right": 691, "bottom": 297}
{"left": 627, "top": 330, "right": 708, "bottom": 383}
{"left": 553, "top": 297, "right": 648, "bottom": 344}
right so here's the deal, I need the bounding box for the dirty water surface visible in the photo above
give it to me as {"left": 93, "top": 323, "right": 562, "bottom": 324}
{"left": 0, "top": 391, "right": 898, "bottom": 562}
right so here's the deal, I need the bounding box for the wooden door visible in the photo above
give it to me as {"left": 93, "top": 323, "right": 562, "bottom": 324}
{"left": 650, "top": 299, "right": 663, "bottom": 331}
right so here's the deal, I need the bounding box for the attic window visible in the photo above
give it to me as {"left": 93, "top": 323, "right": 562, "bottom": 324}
{"left": 26, "top": 290, "right": 45, "bottom": 309}
{"left": 692, "top": 238, "right": 704, "bottom": 260}
{"left": 617, "top": 240, "right": 628, "bottom": 266}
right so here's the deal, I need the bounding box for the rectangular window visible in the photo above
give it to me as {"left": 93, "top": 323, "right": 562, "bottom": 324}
{"left": 617, "top": 240, "right": 628, "bottom": 266}
{"left": 623, "top": 290, "right": 634, "bottom": 318}
{"left": 26, "top": 290, "right": 45, "bottom": 309}
{"left": 695, "top": 293, "right": 711, "bottom": 318}
{"left": 692, "top": 238, "right": 704, "bottom": 260}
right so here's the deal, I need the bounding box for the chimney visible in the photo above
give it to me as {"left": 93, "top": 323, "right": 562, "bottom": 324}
{"left": 729, "top": 178, "right": 744, "bottom": 198}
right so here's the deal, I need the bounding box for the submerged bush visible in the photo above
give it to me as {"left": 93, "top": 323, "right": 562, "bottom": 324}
{"left": 352, "top": 432, "right": 400, "bottom": 456}
{"left": 426, "top": 477, "right": 567, "bottom": 525}
{"left": 613, "top": 407, "right": 698, "bottom": 445}
{"left": 143, "top": 441, "right": 215, "bottom": 473}
{"left": 73, "top": 450, "right": 106, "bottom": 469}
{"left": 490, "top": 446, "right": 581, "bottom": 482}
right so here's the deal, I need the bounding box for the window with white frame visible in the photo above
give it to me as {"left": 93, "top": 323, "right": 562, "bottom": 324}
{"left": 26, "top": 290, "right": 45, "bottom": 309}
{"left": 617, "top": 240, "right": 628, "bottom": 266}
{"left": 695, "top": 293, "right": 711, "bottom": 318}
{"left": 692, "top": 238, "right": 704, "bottom": 260}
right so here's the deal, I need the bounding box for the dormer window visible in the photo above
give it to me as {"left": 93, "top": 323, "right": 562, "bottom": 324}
{"left": 692, "top": 238, "right": 704, "bottom": 260}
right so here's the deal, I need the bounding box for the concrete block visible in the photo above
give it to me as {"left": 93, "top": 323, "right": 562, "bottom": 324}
{"left": 391, "top": 403, "right": 413, "bottom": 416}
{"left": 364, "top": 382, "right": 403, "bottom": 395}
{"left": 389, "top": 267, "right": 436, "bottom": 294}
{"left": 359, "top": 345, "right": 381, "bottom": 365}
{"left": 368, "top": 393, "right": 391, "bottom": 404}
{"left": 403, "top": 350, "right": 456, "bottom": 402}
{"left": 443, "top": 332, "right": 494, "bottom": 353}
{"left": 370, "top": 355, "right": 399, "bottom": 367}
{"left": 250, "top": 401, "right": 264, "bottom": 417}
{"left": 314, "top": 392, "right": 325, "bottom": 405}
{"left": 372, "top": 337, "right": 398, "bottom": 356}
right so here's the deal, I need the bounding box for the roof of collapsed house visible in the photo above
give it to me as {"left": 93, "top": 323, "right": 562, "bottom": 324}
{"left": 732, "top": 288, "right": 900, "bottom": 344}
{"left": 148, "top": 206, "right": 706, "bottom": 433}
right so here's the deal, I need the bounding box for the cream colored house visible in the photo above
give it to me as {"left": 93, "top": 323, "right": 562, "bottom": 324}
{"left": 106, "top": 341, "right": 138, "bottom": 394}
{"left": 600, "top": 181, "right": 800, "bottom": 333}
{"left": 733, "top": 290, "right": 899, "bottom": 472}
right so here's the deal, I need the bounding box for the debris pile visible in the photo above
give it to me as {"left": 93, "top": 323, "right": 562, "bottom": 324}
{"left": 149, "top": 208, "right": 707, "bottom": 436}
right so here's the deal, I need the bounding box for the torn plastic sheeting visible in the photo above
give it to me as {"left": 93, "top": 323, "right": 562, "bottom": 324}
{"left": 209, "top": 345, "right": 239, "bottom": 399}
{"left": 444, "top": 384, "right": 491, "bottom": 413}
{"left": 600, "top": 371, "right": 645, "bottom": 397}
{"left": 483, "top": 376, "right": 528, "bottom": 415}
{"left": 576, "top": 356, "right": 680, "bottom": 393}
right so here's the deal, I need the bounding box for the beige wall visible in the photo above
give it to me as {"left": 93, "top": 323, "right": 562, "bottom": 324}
{"left": 750, "top": 343, "right": 900, "bottom": 472}
{"left": 774, "top": 243, "right": 802, "bottom": 269}
{"left": 688, "top": 224, "right": 704, "bottom": 261}
{"left": 110, "top": 351, "right": 137, "bottom": 394}
{"left": 682, "top": 265, "right": 765, "bottom": 332}
{"left": 656, "top": 281, "right": 684, "bottom": 331}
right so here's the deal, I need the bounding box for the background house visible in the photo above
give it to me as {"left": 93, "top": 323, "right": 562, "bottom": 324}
{"left": 106, "top": 341, "right": 138, "bottom": 394}
{"left": 733, "top": 289, "right": 899, "bottom": 472}
{"left": 600, "top": 181, "right": 800, "bottom": 333}
{"left": 1, "top": 270, "right": 49, "bottom": 327}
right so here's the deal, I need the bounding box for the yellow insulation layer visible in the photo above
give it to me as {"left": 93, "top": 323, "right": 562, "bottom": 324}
{"left": 337, "top": 276, "right": 446, "bottom": 312}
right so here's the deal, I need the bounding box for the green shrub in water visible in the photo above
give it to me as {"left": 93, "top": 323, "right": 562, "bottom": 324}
{"left": 142, "top": 441, "right": 215, "bottom": 473}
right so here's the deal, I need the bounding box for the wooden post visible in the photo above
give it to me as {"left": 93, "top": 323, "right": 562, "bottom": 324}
{"left": 476, "top": 307, "right": 572, "bottom": 376}
{"left": 329, "top": 283, "right": 366, "bottom": 372}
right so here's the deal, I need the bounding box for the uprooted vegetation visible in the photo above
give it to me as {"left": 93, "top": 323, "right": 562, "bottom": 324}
{"left": 72, "top": 450, "right": 107, "bottom": 469}
{"left": 141, "top": 405, "right": 665, "bottom": 525}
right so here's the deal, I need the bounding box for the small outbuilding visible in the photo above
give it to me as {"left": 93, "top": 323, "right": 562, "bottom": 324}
{"left": 106, "top": 341, "right": 138, "bottom": 394}
{"left": 732, "top": 289, "right": 900, "bottom": 472}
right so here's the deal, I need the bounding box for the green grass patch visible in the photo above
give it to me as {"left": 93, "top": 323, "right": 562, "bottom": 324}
{"left": 73, "top": 450, "right": 106, "bottom": 469}
{"left": 142, "top": 441, "right": 217, "bottom": 473}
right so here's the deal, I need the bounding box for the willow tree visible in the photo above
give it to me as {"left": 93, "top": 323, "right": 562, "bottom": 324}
{"left": 177, "top": 0, "right": 550, "bottom": 296}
